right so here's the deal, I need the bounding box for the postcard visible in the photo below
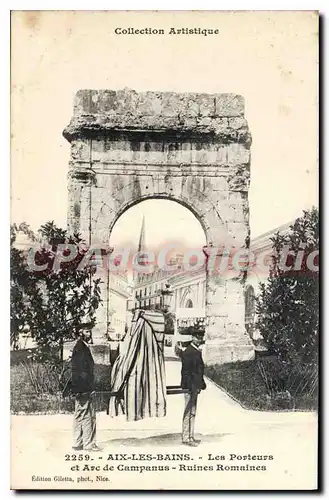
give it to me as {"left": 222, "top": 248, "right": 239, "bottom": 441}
{"left": 10, "top": 10, "right": 319, "bottom": 490}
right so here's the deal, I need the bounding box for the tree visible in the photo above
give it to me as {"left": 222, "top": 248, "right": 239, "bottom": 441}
{"left": 163, "top": 311, "right": 175, "bottom": 336}
{"left": 10, "top": 223, "right": 38, "bottom": 348}
{"left": 10, "top": 221, "right": 103, "bottom": 364}
{"left": 256, "top": 207, "right": 319, "bottom": 366}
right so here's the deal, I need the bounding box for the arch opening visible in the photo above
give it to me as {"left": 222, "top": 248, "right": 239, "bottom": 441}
{"left": 107, "top": 198, "right": 207, "bottom": 346}
{"left": 108, "top": 193, "right": 217, "bottom": 247}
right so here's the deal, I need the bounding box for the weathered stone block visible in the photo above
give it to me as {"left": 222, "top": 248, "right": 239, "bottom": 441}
{"left": 215, "top": 94, "right": 245, "bottom": 117}
{"left": 228, "top": 116, "right": 248, "bottom": 130}
{"left": 138, "top": 176, "right": 155, "bottom": 198}
{"left": 206, "top": 319, "right": 227, "bottom": 341}
{"left": 161, "top": 92, "right": 186, "bottom": 117}
{"left": 226, "top": 222, "right": 249, "bottom": 247}
{"left": 226, "top": 143, "right": 250, "bottom": 164}
{"left": 73, "top": 89, "right": 91, "bottom": 114}
{"left": 204, "top": 343, "right": 254, "bottom": 365}
{"left": 198, "top": 94, "right": 216, "bottom": 116}
{"left": 160, "top": 174, "right": 183, "bottom": 200}
{"left": 185, "top": 95, "right": 200, "bottom": 117}
{"left": 206, "top": 281, "right": 227, "bottom": 306}
{"left": 71, "top": 139, "right": 90, "bottom": 162}
{"left": 220, "top": 200, "right": 246, "bottom": 223}
{"left": 228, "top": 166, "right": 250, "bottom": 192}
{"left": 137, "top": 91, "right": 162, "bottom": 116}
{"left": 64, "top": 89, "right": 251, "bottom": 143}
{"left": 205, "top": 177, "right": 228, "bottom": 193}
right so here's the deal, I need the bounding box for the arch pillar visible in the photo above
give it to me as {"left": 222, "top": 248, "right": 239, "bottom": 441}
{"left": 205, "top": 272, "right": 254, "bottom": 364}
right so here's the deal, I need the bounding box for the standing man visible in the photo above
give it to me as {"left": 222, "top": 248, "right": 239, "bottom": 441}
{"left": 180, "top": 332, "right": 206, "bottom": 447}
{"left": 71, "top": 323, "right": 100, "bottom": 452}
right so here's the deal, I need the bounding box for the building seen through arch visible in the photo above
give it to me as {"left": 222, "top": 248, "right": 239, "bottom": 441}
{"left": 132, "top": 213, "right": 206, "bottom": 338}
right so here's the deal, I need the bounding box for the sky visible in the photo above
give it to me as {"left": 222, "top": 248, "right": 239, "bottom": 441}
{"left": 110, "top": 200, "right": 206, "bottom": 251}
{"left": 11, "top": 11, "right": 318, "bottom": 246}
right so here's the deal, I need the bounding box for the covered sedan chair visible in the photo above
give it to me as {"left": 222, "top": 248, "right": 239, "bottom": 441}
{"left": 108, "top": 309, "right": 167, "bottom": 421}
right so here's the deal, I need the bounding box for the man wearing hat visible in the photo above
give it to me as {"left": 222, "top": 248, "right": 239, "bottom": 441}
{"left": 71, "top": 323, "right": 100, "bottom": 451}
{"left": 180, "top": 330, "right": 206, "bottom": 446}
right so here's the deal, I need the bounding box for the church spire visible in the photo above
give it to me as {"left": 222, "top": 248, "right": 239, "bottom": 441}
{"left": 138, "top": 215, "right": 146, "bottom": 252}
{"left": 136, "top": 215, "right": 149, "bottom": 270}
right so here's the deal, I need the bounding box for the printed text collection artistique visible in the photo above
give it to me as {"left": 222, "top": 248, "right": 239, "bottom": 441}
{"left": 114, "top": 27, "right": 220, "bottom": 36}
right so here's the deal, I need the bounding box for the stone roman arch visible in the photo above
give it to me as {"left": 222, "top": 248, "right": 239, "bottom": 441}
{"left": 63, "top": 88, "right": 254, "bottom": 364}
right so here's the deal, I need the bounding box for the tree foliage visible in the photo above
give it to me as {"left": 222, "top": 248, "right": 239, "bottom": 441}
{"left": 163, "top": 311, "right": 175, "bottom": 336}
{"left": 256, "top": 207, "right": 319, "bottom": 366}
{"left": 10, "top": 221, "right": 103, "bottom": 364}
{"left": 10, "top": 223, "right": 39, "bottom": 347}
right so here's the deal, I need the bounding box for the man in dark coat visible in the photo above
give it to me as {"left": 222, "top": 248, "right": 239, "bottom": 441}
{"left": 180, "top": 332, "right": 206, "bottom": 446}
{"left": 71, "top": 324, "right": 100, "bottom": 451}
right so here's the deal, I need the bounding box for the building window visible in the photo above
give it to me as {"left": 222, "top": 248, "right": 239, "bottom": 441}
{"left": 186, "top": 299, "right": 193, "bottom": 308}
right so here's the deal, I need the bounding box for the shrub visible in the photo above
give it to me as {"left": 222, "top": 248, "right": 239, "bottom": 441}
{"left": 205, "top": 358, "right": 317, "bottom": 411}
{"left": 11, "top": 361, "right": 112, "bottom": 414}
{"left": 256, "top": 208, "right": 319, "bottom": 366}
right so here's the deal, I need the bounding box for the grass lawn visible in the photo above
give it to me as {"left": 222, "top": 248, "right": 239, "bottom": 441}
{"left": 205, "top": 358, "right": 318, "bottom": 411}
{"left": 11, "top": 353, "right": 318, "bottom": 414}
{"left": 11, "top": 361, "right": 112, "bottom": 414}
